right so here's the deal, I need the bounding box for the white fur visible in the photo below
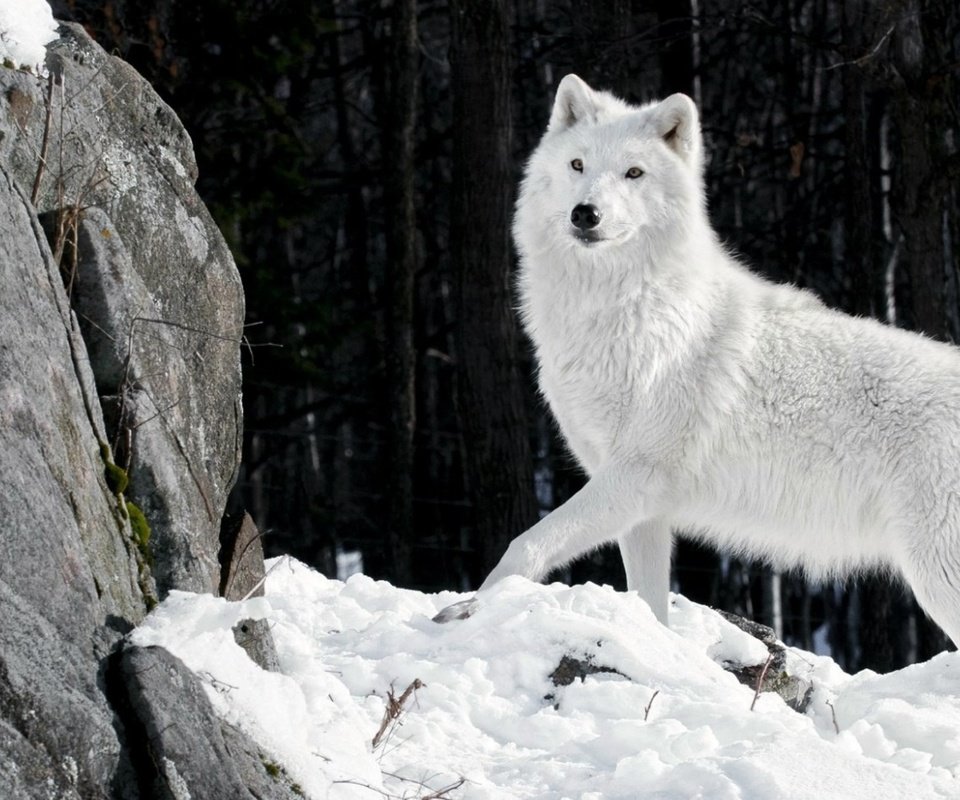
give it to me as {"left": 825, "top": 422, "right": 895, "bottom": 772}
{"left": 472, "top": 74, "right": 960, "bottom": 647}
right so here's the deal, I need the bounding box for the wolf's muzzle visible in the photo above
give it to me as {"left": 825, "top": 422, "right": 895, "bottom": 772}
{"left": 570, "top": 203, "right": 601, "bottom": 230}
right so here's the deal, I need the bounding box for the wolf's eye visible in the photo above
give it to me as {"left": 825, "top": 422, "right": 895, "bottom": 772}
{"left": 625, "top": 166, "right": 644, "bottom": 179}
{"left": 570, "top": 159, "right": 584, "bottom": 172}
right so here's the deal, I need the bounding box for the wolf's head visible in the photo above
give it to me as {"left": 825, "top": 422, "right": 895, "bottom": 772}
{"left": 515, "top": 74, "right": 706, "bottom": 262}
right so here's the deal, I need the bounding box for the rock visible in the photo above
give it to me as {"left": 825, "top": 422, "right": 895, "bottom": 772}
{"left": 2, "top": 23, "right": 245, "bottom": 597}
{"left": 0, "top": 21, "right": 255, "bottom": 799}
{"left": 717, "top": 610, "right": 780, "bottom": 649}
{"left": 0, "top": 161, "right": 144, "bottom": 797}
{"left": 548, "top": 653, "right": 626, "bottom": 688}
{"left": 220, "top": 512, "right": 282, "bottom": 671}
{"left": 221, "top": 723, "right": 305, "bottom": 800}
{"left": 0, "top": 165, "right": 145, "bottom": 632}
{"left": 117, "top": 646, "right": 302, "bottom": 800}
{"left": 220, "top": 511, "right": 269, "bottom": 601}
{"left": 232, "top": 618, "right": 282, "bottom": 674}
{"left": 545, "top": 652, "right": 627, "bottom": 709}
{"left": 718, "top": 610, "right": 814, "bottom": 712}
{"left": 0, "top": 716, "right": 82, "bottom": 800}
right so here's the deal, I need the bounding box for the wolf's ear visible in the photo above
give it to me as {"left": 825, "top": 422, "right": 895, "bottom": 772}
{"left": 654, "top": 93, "right": 702, "bottom": 168}
{"left": 548, "top": 74, "right": 601, "bottom": 133}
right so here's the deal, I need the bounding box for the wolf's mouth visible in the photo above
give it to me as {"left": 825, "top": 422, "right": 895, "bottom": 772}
{"left": 572, "top": 230, "right": 603, "bottom": 245}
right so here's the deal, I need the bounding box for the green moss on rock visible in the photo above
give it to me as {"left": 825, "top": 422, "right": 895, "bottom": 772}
{"left": 263, "top": 760, "right": 281, "bottom": 778}
{"left": 125, "top": 500, "right": 152, "bottom": 564}
{"left": 98, "top": 441, "right": 129, "bottom": 495}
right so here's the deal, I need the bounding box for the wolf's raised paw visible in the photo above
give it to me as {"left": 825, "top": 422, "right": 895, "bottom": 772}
{"left": 432, "top": 597, "right": 479, "bottom": 623}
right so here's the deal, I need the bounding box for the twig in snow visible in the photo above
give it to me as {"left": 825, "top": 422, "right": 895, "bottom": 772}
{"left": 382, "top": 771, "right": 466, "bottom": 799}
{"left": 643, "top": 689, "right": 660, "bottom": 721}
{"left": 240, "top": 553, "right": 290, "bottom": 602}
{"left": 372, "top": 679, "right": 424, "bottom": 749}
{"left": 825, "top": 699, "right": 840, "bottom": 734}
{"left": 750, "top": 652, "right": 776, "bottom": 711}
{"left": 422, "top": 778, "right": 466, "bottom": 799}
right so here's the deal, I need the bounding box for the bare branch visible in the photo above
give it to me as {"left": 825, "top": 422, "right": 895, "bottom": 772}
{"left": 31, "top": 71, "right": 55, "bottom": 205}
{"left": 372, "top": 679, "right": 425, "bottom": 749}
{"left": 750, "top": 653, "right": 776, "bottom": 711}
{"left": 823, "top": 25, "right": 895, "bottom": 71}
{"left": 422, "top": 778, "right": 466, "bottom": 799}
{"left": 825, "top": 699, "right": 840, "bottom": 734}
{"left": 643, "top": 689, "right": 660, "bottom": 721}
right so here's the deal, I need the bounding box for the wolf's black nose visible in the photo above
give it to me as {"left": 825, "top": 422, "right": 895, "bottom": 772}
{"left": 571, "top": 204, "right": 601, "bottom": 230}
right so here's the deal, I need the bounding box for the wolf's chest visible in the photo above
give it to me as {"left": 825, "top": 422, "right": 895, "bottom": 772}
{"left": 534, "top": 334, "right": 647, "bottom": 469}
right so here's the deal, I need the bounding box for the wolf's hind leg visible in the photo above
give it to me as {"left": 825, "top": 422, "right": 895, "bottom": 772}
{"left": 902, "top": 546, "right": 960, "bottom": 649}
{"left": 619, "top": 519, "right": 673, "bottom": 625}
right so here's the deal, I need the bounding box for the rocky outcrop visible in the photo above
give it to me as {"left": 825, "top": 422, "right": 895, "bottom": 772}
{"left": 0, "top": 22, "right": 264, "bottom": 799}
{"left": 116, "top": 647, "right": 301, "bottom": 800}
{"left": 3, "top": 22, "right": 244, "bottom": 598}
{"left": 221, "top": 512, "right": 281, "bottom": 672}
{"left": 718, "top": 610, "right": 814, "bottom": 712}
{"left": 0, "top": 156, "right": 142, "bottom": 799}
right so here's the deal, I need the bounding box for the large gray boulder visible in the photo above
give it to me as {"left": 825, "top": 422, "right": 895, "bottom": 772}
{"left": 0, "top": 21, "right": 266, "bottom": 799}
{"left": 0, "top": 163, "right": 143, "bottom": 799}
{"left": 2, "top": 22, "right": 244, "bottom": 597}
{"left": 118, "top": 646, "right": 302, "bottom": 800}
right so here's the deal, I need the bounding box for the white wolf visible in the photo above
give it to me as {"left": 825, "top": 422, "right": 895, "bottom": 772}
{"left": 435, "top": 74, "right": 960, "bottom": 648}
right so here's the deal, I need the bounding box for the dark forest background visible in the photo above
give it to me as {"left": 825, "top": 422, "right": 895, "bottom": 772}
{"left": 51, "top": 0, "right": 960, "bottom": 673}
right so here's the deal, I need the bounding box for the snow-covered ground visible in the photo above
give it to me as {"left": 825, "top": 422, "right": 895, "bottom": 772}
{"left": 132, "top": 556, "right": 960, "bottom": 799}
{"left": 0, "top": 0, "right": 57, "bottom": 72}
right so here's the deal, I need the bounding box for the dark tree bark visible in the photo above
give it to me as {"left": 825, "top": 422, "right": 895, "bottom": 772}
{"left": 381, "top": 0, "right": 419, "bottom": 585}
{"left": 450, "top": 0, "right": 540, "bottom": 581}
{"left": 839, "top": 0, "right": 911, "bottom": 673}
{"left": 568, "top": 0, "right": 634, "bottom": 96}
{"left": 654, "top": 0, "right": 696, "bottom": 98}
{"left": 888, "top": 0, "right": 956, "bottom": 660}
{"left": 846, "top": 0, "right": 958, "bottom": 668}
{"left": 891, "top": 0, "right": 952, "bottom": 341}
{"left": 841, "top": 0, "right": 883, "bottom": 319}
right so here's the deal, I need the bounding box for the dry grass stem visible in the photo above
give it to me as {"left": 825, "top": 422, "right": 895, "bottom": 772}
{"left": 750, "top": 652, "right": 776, "bottom": 712}
{"left": 372, "top": 679, "right": 424, "bottom": 749}
{"left": 643, "top": 689, "right": 660, "bottom": 721}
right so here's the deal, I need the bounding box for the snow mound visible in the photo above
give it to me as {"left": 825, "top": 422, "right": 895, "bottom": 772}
{"left": 0, "top": 0, "right": 57, "bottom": 71}
{"left": 131, "top": 557, "right": 960, "bottom": 799}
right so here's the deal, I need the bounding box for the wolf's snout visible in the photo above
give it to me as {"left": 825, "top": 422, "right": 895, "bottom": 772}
{"left": 570, "top": 204, "right": 601, "bottom": 230}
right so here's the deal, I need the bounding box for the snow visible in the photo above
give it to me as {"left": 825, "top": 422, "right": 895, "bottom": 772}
{"left": 131, "top": 556, "right": 960, "bottom": 799}
{"left": 0, "top": 0, "right": 57, "bottom": 71}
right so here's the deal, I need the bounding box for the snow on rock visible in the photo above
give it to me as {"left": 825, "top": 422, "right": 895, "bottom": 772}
{"left": 130, "top": 557, "right": 960, "bottom": 799}
{"left": 0, "top": 0, "right": 57, "bottom": 71}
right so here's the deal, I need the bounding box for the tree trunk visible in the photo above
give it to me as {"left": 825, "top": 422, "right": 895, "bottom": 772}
{"left": 569, "top": 0, "right": 633, "bottom": 96}
{"left": 888, "top": 0, "right": 955, "bottom": 659}
{"left": 654, "top": 0, "right": 695, "bottom": 98}
{"left": 839, "top": 0, "right": 911, "bottom": 672}
{"left": 841, "top": 0, "right": 882, "bottom": 318}
{"left": 382, "top": 0, "right": 419, "bottom": 585}
{"left": 450, "top": 0, "right": 540, "bottom": 582}
{"left": 891, "top": 0, "right": 950, "bottom": 340}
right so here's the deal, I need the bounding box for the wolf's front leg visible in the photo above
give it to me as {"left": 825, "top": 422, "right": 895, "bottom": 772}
{"left": 619, "top": 519, "right": 672, "bottom": 625}
{"left": 479, "top": 463, "right": 662, "bottom": 589}
{"left": 433, "top": 463, "right": 662, "bottom": 623}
